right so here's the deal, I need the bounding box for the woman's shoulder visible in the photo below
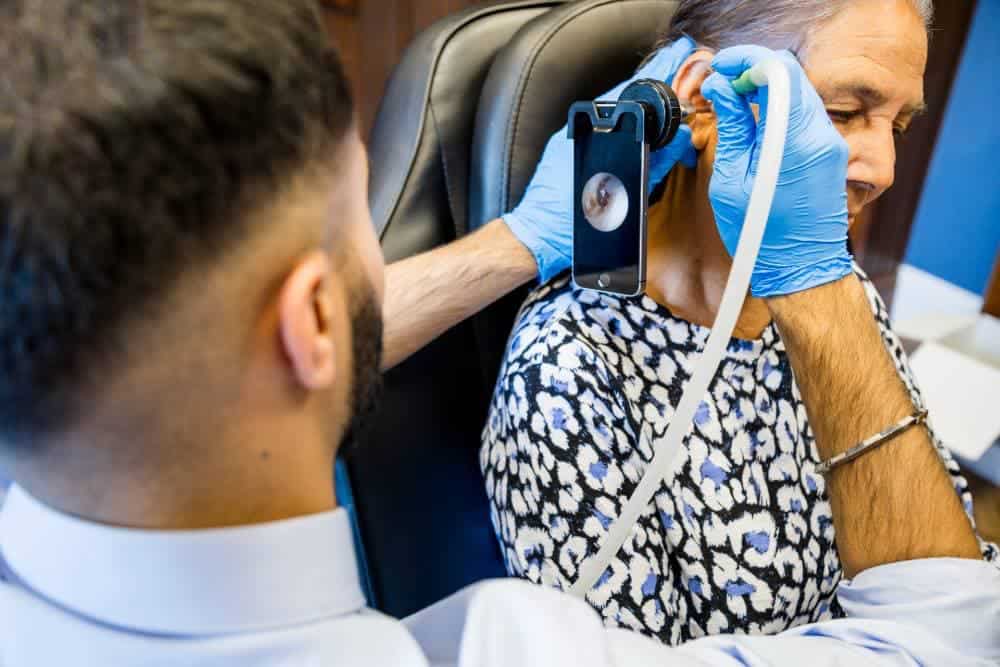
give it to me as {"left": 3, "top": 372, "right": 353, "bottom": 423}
{"left": 487, "top": 275, "right": 637, "bottom": 446}
{"left": 503, "top": 273, "right": 606, "bottom": 372}
{"left": 517, "top": 272, "right": 578, "bottom": 320}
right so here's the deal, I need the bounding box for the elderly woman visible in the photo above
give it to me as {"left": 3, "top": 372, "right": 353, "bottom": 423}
{"left": 480, "top": 0, "right": 999, "bottom": 646}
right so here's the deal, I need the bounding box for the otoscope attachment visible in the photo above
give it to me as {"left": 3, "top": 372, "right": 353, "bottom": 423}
{"left": 619, "top": 79, "right": 689, "bottom": 150}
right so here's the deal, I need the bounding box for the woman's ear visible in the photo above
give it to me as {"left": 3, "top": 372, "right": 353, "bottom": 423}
{"left": 279, "top": 250, "right": 337, "bottom": 391}
{"left": 670, "top": 51, "right": 715, "bottom": 151}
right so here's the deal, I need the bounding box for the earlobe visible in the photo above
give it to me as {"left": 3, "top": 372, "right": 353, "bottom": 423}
{"left": 687, "top": 112, "right": 715, "bottom": 152}
{"left": 279, "top": 251, "right": 337, "bottom": 391}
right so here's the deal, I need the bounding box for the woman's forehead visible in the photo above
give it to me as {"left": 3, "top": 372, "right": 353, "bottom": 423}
{"left": 802, "top": 0, "right": 927, "bottom": 110}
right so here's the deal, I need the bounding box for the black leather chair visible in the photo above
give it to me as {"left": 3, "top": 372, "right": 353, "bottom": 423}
{"left": 342, "top": 0, "right": 680, "bottom": 618}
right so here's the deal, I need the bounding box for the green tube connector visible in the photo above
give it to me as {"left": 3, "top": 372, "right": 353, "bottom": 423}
{"left": 731, "top": 69, "right": 761, "bottom": 95}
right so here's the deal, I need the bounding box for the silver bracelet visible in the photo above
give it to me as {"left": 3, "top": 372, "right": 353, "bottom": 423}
{"left": 815, "top": 409, "right": 929, "bottom": 475}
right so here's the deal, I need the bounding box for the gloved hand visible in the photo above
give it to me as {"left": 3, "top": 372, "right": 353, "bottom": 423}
{"left": 701, "top": 46, "right": 854, "bottom": 297}
{"left": 504, "top": 37, "right": 699, "bottom": 282}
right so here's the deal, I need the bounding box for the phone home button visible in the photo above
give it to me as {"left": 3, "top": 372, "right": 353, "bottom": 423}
{"left": 598, "top": 273, "right": 611, "bottom": 289}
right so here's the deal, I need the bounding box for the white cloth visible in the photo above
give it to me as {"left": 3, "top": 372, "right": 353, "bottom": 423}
{"left": 0, "top": 484, "right": 997, "bottom": 666}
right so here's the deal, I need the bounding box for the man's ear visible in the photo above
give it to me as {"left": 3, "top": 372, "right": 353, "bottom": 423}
{"left": 671, "top": 51, "right": 715, "bottom": 151}
{"left": 279, "top": 251, "right": 337, "bottom": 390}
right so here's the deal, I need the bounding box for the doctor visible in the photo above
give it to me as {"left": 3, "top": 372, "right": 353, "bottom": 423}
{"left": 0, "top": 1, "right": 996, "bottom": 666}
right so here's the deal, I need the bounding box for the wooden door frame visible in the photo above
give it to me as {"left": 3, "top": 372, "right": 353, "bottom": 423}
{"left": 320, "top": 0, "right": 359, "bottom": 14}
{"left": 984, "top": 253, "right": 1000, "bottom": 317}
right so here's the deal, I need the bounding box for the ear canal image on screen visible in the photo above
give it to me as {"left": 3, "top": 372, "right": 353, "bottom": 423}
{"left": 582, "top": 172, "right": 629, "bottom": 232}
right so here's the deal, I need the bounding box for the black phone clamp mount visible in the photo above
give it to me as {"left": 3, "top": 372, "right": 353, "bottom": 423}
{"left": 567, "top": 79, "right": 687, "bottom": 149}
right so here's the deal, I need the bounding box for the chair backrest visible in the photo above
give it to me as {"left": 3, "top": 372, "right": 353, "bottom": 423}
{"left": 345, "top": 0, "right": 680, "bottom": 618}
{"left": 345, "top": 1, "right": 564, "bottom": 619}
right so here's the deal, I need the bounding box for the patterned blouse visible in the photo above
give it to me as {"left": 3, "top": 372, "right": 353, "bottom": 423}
{"left": 480, "top": 267, "right": 998, "bottom": 646}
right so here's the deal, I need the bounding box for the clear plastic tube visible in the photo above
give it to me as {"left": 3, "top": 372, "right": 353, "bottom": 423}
{"left": 569, "top": 59, "right": 791, "bottom": 598}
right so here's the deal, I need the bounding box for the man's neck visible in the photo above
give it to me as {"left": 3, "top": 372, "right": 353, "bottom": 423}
{"left": 12, "top": 417, "right": 338, "bottom": 530}
{"left": 644, "top": 165, "right": 771, "bottom": 340}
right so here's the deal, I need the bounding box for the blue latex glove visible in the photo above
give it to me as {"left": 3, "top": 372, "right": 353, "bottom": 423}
{"left": 701, "top": 46, "right": 854, "bottom": 297}
{"left": 503, "top": 37, "right": 699, "bottom": 282}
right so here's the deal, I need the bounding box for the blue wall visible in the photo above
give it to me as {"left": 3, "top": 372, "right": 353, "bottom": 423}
{"left": 906, "top": 0, "right": 1000, "bottom": 295}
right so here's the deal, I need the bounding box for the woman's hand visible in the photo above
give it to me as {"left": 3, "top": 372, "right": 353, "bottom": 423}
{"left": 503, "top": 37, "right": 698, "bottom": 282}
{"left": 702, "top": 45, "right": 853, "bottom": 297}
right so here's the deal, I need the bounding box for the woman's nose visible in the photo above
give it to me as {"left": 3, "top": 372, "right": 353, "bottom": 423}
{"left": 844, "top": 122, "right": 897, "bottom": 194}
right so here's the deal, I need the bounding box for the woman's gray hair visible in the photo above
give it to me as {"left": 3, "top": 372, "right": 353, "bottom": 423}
{"left": 661, "top": 0, "right": 933, "bottom": 57}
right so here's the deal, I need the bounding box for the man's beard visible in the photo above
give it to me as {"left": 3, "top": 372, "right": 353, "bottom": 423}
{"left": 340, "top": 276, "right": 384, "bottom": 456}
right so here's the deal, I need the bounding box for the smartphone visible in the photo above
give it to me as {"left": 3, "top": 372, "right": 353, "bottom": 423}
{"left": 571, "top": 102, "right": 649, "bottom": 297}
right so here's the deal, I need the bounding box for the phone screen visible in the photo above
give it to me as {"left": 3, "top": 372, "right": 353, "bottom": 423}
{"left": 572, "top": 110, "right": 648, "bottom": 296}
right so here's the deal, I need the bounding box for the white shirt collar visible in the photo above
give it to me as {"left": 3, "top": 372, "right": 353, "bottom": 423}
{"left": 0, "top": 485, "right": 366, "bottom": 637}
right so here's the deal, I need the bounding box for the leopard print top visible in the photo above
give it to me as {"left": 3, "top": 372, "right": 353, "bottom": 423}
{"left": 480, "top": 266, "right": 998, "bottom": 646}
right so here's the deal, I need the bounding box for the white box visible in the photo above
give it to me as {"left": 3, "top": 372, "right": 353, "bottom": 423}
{"left": 907, "top": 314, "right": 1000, "bottom": 484}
